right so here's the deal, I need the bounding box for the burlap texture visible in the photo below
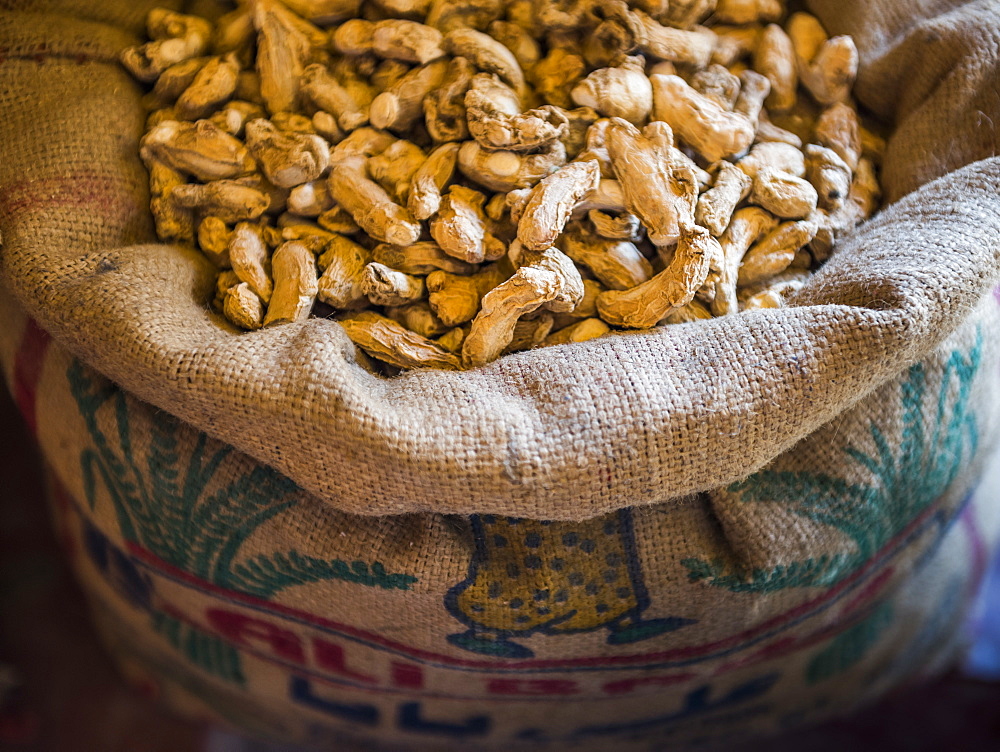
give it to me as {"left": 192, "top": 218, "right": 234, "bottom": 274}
{"left": 0, "top": 0, "right": 997, "bottom": 519}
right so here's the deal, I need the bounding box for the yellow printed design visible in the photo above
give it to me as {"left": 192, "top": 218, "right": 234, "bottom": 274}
{"left": 445, "top": 511, "right": 695, "bottom": 659}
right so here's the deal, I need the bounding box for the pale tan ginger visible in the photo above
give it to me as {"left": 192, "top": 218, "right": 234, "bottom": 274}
{"left": 370, "top": 60, "right": 450, "bottom": 132}
{"left": 462, "top": 247, "right": 584, "bottom": 368}
{"left": 786, "top": 12, "right": 858, "bottom": 107}
{"left": 423, "top": 57, "right": 477, "bottom": 143}
{"left": 588, "top": 209, "right": 643, "bottom": 240}
{"left": 636, "top": 12, "right": 715, "bottom": 68}
{"left": 580, "top": 0, "right": 646, "bottom": 69}
{"left": 278, "top": 0, "right": 362, "bottom": 24}
{"left": 317, "top": 234, "right": 372, "bottom": 309}
{"left": 714, "top": 0, "right": 782, "bottom": 24}
{"left": 317, "top": 204, "right": 360, "bottom": 234}
{"left": 562, "top": 228, "right": 653, "bottom": 291}
{"left": 215, "top": 270, "right": 240, "bottom": 310}
{"left": 373, "top": 241, "right": 476, "bottom": 275}
{"left": 230, "top": 222, "right": 273, "bottom": 303}
{"left": 711, "top": 206, "right": 778, "bottom": 316}
{"left": 209, "top": 100, "right": 267, "bottom": 137}
{"left": 288, "top": 180, "right": 333, "bottom": 216}
{"left": 711, "top": 25, "right": 763, "bottom": 67}
{"left": 370, "top": 20, "right": 446, "bottom": 64}
{"left": 690, "top": 65, "right": 742, "bottom": 110}
{"left": 517, "top": 161, "right": 601, "bottom": 251}
{"left": 696, "top": 161, "right": 753, "bottom": 237}
{"left": 755, "top": 110, "right": 802, "bottom": 147}
{"left": 660, "top": 0, "right": 717, "bottom": 30}
{"left": 197, "top": 216, "right": 232, "bottom": 268}
{"left": 368, "top": 140, "right": 428, "bottom": 203}
{"left": 329, "top": 127, "right": 397, "bottom": 162}
{"left": 814, "top": 102, "right": 862, "bottom": 171}
{"left": 140, "top": 120, "right": 256, "bottom": 182}
{"left": 244, "top": 118, "right": 330, "bottom": 189}
{"left": 385, "top": 301, "right": 451, "bottom": 338}
{"left": 337, "top": 311, "right": 462, "bottom": 370}
{"left": 224, "top": 282, "right": 266, "bottom": 330}
{"left": 251, "top": 0, "right": 318, "bottom": 115}
{"left": 146, "top": 161, "right": 195, "bottom": 242}
{"left": 271, "top": 112, "right": 317, "bottom": 134}
{"left": 650, "top": 74, "right": 760, "bottom": 163}
{"left": 457, "top": 140, "right": 567, "bottom": 192}
{"left": 466, "top": 84, "right": 569, "bottom": 152}
{"left": 332, "top": 18, "right": 375, "bottom": 56}
{"left": 504, "top": 314, "right": 555, "bottom": 354}
{"left": 171, "top": 181, "right": 270, "bottom": 223}
{"left": 212, "top": 6, "right": 254, "bottom": 56}
{"left": 605, "top": 118, "right": 697, "bottom": 247}
{"left": 408, "top": 143, "right": 460, "bottom": 220}
{"left": 327, "top": 156, "right": 421, "bottom": 245}
{"left": 431, "top": 185, "right": 505, "bottom": 263}
{"left": 559, "top": 107, "right": 601, "bottom": 160}
{"left": 487, "top": 20, "right": 541, "bottom": 70}
{"left": 145, "top": 57, "right": 207, "bottom": 110}
{"left": 551, "top": 278, "right": 604, "bottom": 327}
{"left": 597, "top": 223, "right": 719, "bottom": 328}
{"left": 301, "top": 63, "right": 370, "bottom": 132}
{"left": 737, "top": 140, "right": 806, "bottom": 178}
{"left": 544, "top": 317, "right": 611, "bottom": 347}
{"left": 751, "top": 166, "right": 818, "bottom": 219}
{"left": 427, "top": 263, "right": 509, "bottom": 327}
{"left": 426, "top": 0, "right": 505, "bottom": 34}
{"left": 443, "top": 28, "right": 526, "bottom": 97}
{"left": 529, "top": 47, "right": 587, "bottom": 110}
{"left": 311, "top": 110, "right": 345, "bottom": 143}
{"left": 754, "top": 24, "right": 797, "bottom": 113}
{"left": 661, "top": 298, "right": 713, "bottom": 324}
{"left": 436, "top": 324, "right": 468, "bottom": 353}
{"left": 174, "top": 54, "right": 240, "bottom": 120}
{"left": 810, "top": 156, "right": 880, "bottom": 260}
{"left": 804, "top": 144, "right": 852, "bottom": 212}
{"left": 361, "top": 262, "right": 427, "bottom": 306}
{"left": 571, "top": 57, "right": 652, "bottom": 127}
{"left": 573, "top": 117, "right": 614, "bottom": 177}
{"left": 122, "top": 10, "right": 212, "bottom": 82}
{"left": 738, "top": 218, "right": 817, "bottom": 286}
{"left": 572, "top": 178, "right": 627, "bottom": 215}
{"left": 262, "top": 241, "right": 318, "bottom": 326}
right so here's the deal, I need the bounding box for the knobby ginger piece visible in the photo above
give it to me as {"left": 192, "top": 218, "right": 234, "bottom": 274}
{"left": 711, "top": 206, "right": 777, "bottom": 315}
{"left": 140, "top": 120, "right": 256, "bottom": 181}
{"left": 696, "top": 161, "right": 753, "bottom": 236}
{"left": 462, "top": 248, "right": 584, "bottom": 367}
{"left": 543, "top": 317, "right": 611, "bottom": 347}
{"left": 372, "top": 241, "right": 476, "bottom": 275}
{"left": 597, "top": 224, "right": 719, "bottom": 328}
{"left": 253, "top": 0, "right": 316, "bottom": 115}
{"left": 224, "top": 282, "right": 265, "bottom": 330}
{"left": 385, "top": 301, "right": 450, "bottom": 338}
{"left": 427, "top": 263, "right": 509, "bottom": 327}
{"left": 431, "top": 185, "right": 505, "bottom": 263}
{"left": 245, "top": 118, "right": 330, "bottom": 188}
{"left": 571, "top": 56, "right": 653, "bottom": 127}
{"left": 606, "top": 118, "right": 697, "bottom": 247}
{"left": 751, "top": 167, "right": 818, "bottom": 219}
{"left": 172, "top": 181, "right": 270, "bottom": 223}
{"left": 518, "top": 161, "right": 601, "bottom": 251}
{"left": 317, "top": 234, "right": 372, "bottom": 309}
{"left": 263, "top": 241, "right": 318, "bottom": 326}
{"left": 562, "top": 230, "right": 653, "bottom": 291}
{"left": 361, "top": 262, "right": 426, "bottom": 306}
{"left": 338, "top": 311, "right": 462, "bottom": 370}
{"left": 327, "top": 157, "right": 421, "bottom": 245}
{"left": 408, "top": 142, "right": 459, "bottom": 220}
{"left": 651, "top": 74, "right": 761, "bottom": 163}
{"left": 738, "top": 218, "right": 817, "bottom": 286}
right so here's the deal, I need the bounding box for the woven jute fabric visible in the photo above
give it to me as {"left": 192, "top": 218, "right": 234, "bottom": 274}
{"left": 2, "top": 0, "right": 1000, "bottom": 748}
{"left": 0, "top": 0, "right": 998, "bottom": 519}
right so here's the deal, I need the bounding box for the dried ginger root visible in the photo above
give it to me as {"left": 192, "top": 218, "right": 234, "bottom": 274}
{"left": 126, "top": 0, "right": 882, "bottom": 372}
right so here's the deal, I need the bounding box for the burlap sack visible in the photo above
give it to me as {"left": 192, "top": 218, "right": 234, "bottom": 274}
{"left": 2, "top": 0, "right": 1000, "bottom": 749}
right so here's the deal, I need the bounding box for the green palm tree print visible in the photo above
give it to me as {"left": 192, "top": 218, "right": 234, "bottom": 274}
{"left": 68, "top": 361, "right": 417, "bottom": 684}
{"left": 682, "top": 334, "right": 981, "bottom": 593}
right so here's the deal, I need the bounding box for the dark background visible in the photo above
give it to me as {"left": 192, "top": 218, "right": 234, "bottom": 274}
{"left": 2, "top": 383, "right": 999, "bottom": 752}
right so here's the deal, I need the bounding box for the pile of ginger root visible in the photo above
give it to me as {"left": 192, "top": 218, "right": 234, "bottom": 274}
{"left": 123, "top": 0, "right": 884, "bottom": 373}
